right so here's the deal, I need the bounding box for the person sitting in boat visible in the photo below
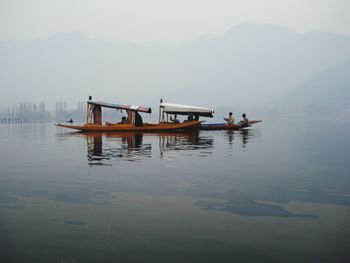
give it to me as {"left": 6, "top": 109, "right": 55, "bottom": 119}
{"left": 194, "top": 115, "right": 199, "bottom": 121}
{"left": 224, "top": 112, "right": 234, "bottom": 125}
{"left": 170, "top": 114, "right": 179, "bottom": 124}
{"left": 119, "top": 116, "right": 127, "bottom": 124}
{"left": 240, "top": 113, "right": 249, "bottom": 126}
{"left": 185, "top": 114, "right": 194, "bottom": 122}
{"left": 135, "top": 111, "right": 143, "bottom": 126}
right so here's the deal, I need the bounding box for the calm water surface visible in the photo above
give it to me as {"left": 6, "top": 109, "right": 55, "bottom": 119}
{"left": 0, "top": 118, "right": 349, "bottom": 262}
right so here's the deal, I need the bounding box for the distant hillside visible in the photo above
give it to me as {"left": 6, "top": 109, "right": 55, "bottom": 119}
{"left": 0, "top": 23, "right": 350, "bottom": 110}
{"left": 282, "top": 60, "right": 350, "bottom": 114}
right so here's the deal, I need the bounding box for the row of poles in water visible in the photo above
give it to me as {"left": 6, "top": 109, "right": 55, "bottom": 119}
{"left": 0, "top": 117, "right": 29, "bottom": 124}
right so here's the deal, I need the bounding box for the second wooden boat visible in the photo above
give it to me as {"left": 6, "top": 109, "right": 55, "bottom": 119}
{"left": 198, "top": 120, "right": 262, "bottom": 130}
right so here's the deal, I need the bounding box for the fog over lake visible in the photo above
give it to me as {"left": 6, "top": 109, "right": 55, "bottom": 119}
{"left": 1, "top": 1, "right": 350, "bottom": 262}
{"left": 1, "top": 22, "right": 350, "bottom": 115}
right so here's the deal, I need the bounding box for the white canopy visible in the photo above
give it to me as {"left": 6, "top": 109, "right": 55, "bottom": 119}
{"left": 160, "top": 102, "right": 214, "bottom": 117}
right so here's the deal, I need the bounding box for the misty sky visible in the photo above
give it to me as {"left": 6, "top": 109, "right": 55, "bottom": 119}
{"left": 1, "top": 0, "right": 349, "bottom": 44}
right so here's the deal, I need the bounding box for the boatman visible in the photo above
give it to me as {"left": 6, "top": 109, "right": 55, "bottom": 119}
{"left": 224, "top": 112, "right": 234, "bottom": 125}
{"left": 240, "top": 113, "right": 249, "bottom": 126}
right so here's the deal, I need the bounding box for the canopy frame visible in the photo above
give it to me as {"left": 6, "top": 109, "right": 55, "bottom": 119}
{"left": 86, "top": 99, "right": 151, "bottom": 125}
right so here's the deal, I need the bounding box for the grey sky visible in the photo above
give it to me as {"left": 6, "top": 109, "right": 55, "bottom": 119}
{"left": 0, "top": 0, "right": 349, "bottom": 44}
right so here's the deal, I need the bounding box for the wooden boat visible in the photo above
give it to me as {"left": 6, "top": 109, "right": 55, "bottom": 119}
{"left": 198, "top": 120, "right": 262, "bottom": 130}
{"left": 57, "top": 99, "right": 202, "bottom": 132}
{"left": 57, "top": 98, "right": 262, "bottom": 132}
{"left": 159, "top": 101, "right": 262, "bottom": 130}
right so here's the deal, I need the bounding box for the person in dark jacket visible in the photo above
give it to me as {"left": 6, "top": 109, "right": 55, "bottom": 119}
{"left": 240, "top": 113, "right": 249, "bottom": 126}
{"left": 135, "top": 111, "right": 143, "bottom": 126}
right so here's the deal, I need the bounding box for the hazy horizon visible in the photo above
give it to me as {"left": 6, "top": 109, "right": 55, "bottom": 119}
{"left": 1, "top": 21, "right": 350, "bottom": 45}
{"left": 1, "top": 22, "right": 349, "bottom": 112}
{"left": 1, "top": 0, "right": 350, "bottom": 44}
{"left": 0, "top": 1, "right": 349, "bottom": 114}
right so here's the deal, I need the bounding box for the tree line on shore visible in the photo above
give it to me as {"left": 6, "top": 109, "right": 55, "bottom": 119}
{"left": 0, "top": 101, "right": 123, "bottom": 124}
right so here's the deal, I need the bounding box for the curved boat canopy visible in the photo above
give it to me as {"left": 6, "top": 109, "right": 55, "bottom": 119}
{"left": 160, "top": 102, "right": 214, "bottom": 117}
{"left": 88, "top": 100, "right": 151, "bottom": 113}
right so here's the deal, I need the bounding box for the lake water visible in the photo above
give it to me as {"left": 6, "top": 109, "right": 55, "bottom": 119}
{"left": 0, "top": 118, "right": 349, "bottom": 262}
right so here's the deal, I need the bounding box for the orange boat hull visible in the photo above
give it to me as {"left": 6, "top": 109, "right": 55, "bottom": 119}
{"left": 56, "top": 121, "right": 202, "bottom": 132}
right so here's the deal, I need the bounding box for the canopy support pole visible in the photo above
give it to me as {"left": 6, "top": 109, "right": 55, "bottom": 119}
{"left": 159, "top": 99, "right": 162, "bottom": 123}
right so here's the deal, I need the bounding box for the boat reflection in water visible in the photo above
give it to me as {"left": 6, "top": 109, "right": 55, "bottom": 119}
{"left": 225, "top": 128, "right": 256, "bottom": 148}
{"left": 86, "top": 132, "right": 151, "bottom": 166}
{"left": 158, "top": 131, "right": 213, "bottom": 158}
{"left": 84, "top": 131, "right": 213, "bottom": 166}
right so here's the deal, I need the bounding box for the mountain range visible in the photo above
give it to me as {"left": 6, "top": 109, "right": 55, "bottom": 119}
{"left": 1, "top": 22, "right": 349, "bottom": 113}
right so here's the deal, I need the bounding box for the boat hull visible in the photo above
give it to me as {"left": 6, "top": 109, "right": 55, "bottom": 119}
{"left": 198, "top": 120, "right": 262, "bottom": 130}
{"left": 56, "top": 121, "right": 202, "bottom": 132}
